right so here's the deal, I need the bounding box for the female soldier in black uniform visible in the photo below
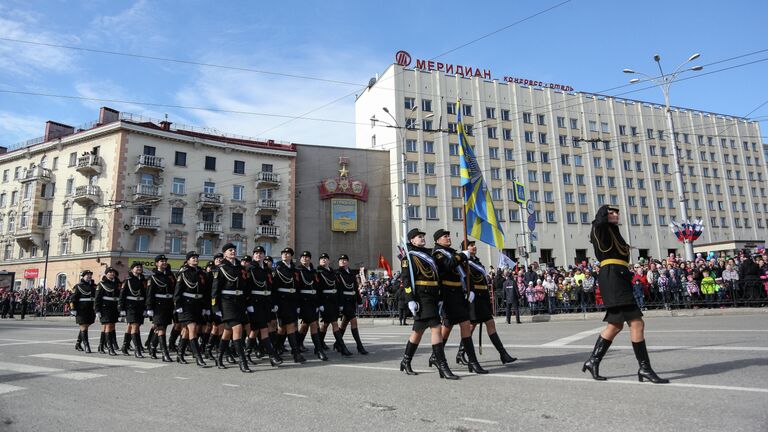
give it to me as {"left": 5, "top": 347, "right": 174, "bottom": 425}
{"left": 95, "top": 267, "right": 120, "bottom": 356}
{"left": 317, "top": 253, "right": 352, "bottom": 356}
{"left": 336, "top": 254, "right": 368, "bottom": 355}
{"left": 244, "top": 246, "right": 282, "bottom": 366}
{"left": 272, "top": 247, "right": 306, "bottom": 363}
{"left": 456, "top": 240, "right": 516, "bottom": 365}
{"left": 432, "top": 230, "right": 487, "bottom": 375}
{"left": 174, "top": 251, "right": 209, "bottom": 367}
{"left": 399, "top": 228, "right": 457, "bottom": 379}
{"left": 212, "top": 243, "right": 251, "bottom": 372}
{"left": 119, "top": 262, "right": 147, "bottom": 358}
{"left": 582, "top": 205, "right": 668, "bottom": 383}
{"left": 69, "top": 270, "right": 96, "bottom": 353}
{"left": 296, "top": 251, "right": 328, "bottom": 361}
{"left": 146, "top": 254, "right": 176, "bottom": 362}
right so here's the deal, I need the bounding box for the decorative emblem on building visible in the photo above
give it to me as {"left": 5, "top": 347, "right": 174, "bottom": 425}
{"left": 319, "top": 157, "right": 368, "bottom": 233}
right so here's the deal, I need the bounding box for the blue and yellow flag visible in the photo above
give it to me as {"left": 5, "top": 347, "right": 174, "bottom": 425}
{"left": 456, "top": 100, "right": 505, "bottom": 248}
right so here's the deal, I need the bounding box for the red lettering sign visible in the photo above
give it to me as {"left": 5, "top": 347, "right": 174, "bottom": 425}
{"left": 23, "top": 269, "right": 39, "bottom": 279}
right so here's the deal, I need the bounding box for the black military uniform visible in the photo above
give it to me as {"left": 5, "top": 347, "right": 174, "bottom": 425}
{"left": 317, "top": 254, "right": 352, "bottom": 355}
{"left": 119, "top": 262, "right": 147, "bottom": 357}
{"left": 69, "top": 270, "right": 96, "bottom": 353}
{"left": 244, "top": 246, "right": 282, "bottom": 367}
{"left": 212, "top": 243, "right": 251, "bottom": 372}
{"left": 272, "top": 247, "right": 305, "bottom": 363}
{"left": 95, "top": 268, "right": 120, "bottom": 355}
{"left": 296, "top": 251, "right": 328, "bottom": 361}
{"left": 336, "top": 255, "right": 368, "bottom": 355}
{"left": 146, "top": 254, "right": 176, "bottom": 361}
{"left": 174, "top": 251, "right": 209, "bottom": 366}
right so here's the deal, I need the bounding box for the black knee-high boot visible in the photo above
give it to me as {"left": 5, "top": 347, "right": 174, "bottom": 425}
{"left": 121, "top": 332, "right": 131, "bottom": 356}
{"left": 108, "top": 331, "right": 118, "bottom": 356}
{"left": 287, "top": 332, "right": 306, "bottom": 363}
{"left": 319, "top": 329, "right": 330, "bottom": 350}
{"left": 245, "top": 337, "right": 258, "bottom": 364}
{"left": 216, "top": 339, "right": 229, "bottom": 369}
{"left": 582, "top": 336, "right": 611, "bottom": 381}
{"left": 149, "top": 332, "right": 159, "bottom": 359}
{"left": 489, "top": 332, "right": 516, "bottom": 364}
{"left": 190, "top": 338, "right": 207, "bottom": 367}
{"left": 400, "top": 341, "right": 418, "bottom": 375}
{"left": 144, "top": 329, "right": 154, "bottom": 349}
{"left": 160, "top": 334, "right": 173, "bottom": 362}
{"left": 206, "top": 334, "right": 218, "bottom": 359}
{"left": 333, "top": 330, "right": 353, "bottom": 356}
{"left": 75, "top": 331, "right": 84, "bottom": 351}
{"left": 311, "top": 332, "right": 328, "bottom": 361}
{"left": 235, "top": 339, "right": 252, "bottom": 373}
{"left": 433, "top": 343, "right": 458, "bottom": 380}
{"left": 168, "top": 328, "right": 180, "bottom": 351}
{"left": 98, "top": 332, "right": 106, "bottom": 354}
{"left": 260, "top": 336, "right": 282, "bottom": 367}
{"left": 351, "top": 328, "right": 368, "bottom": 355}
{"left": 462, "top": 337, "right": 488, "bottom": 374}
{"left": 633, "top": 340, "right": 669, "bottom": 384}
{"left": 176, "top": 338, "right": 189, "bottom": 364}
{"left": 82, "top": 330, "right": 91, "bottom": 353}
{"left": 296, "top": 330, "right": 307, "bottom": 352}
{"left": 132, "top": 333, "right": 144, "bottom": 358}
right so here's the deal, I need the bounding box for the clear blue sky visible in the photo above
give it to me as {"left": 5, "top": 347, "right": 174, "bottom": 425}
{"left": 1, "top": 0, "right": 766, "bottom": 148}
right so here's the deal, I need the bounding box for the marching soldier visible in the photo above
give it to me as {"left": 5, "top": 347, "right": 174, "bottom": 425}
{"left": 296, "top": 251, "right": 328, "bottom": 361}
{"left": 317, "top": 253, "right": 352, "bottom": 356}
{"left": 203, "top": 253, "right": 224, "bottom": 359}
{"left": 272, "top": 247, "right": 306, "bottom": 363}
{"left": 398, "top": 228, "right": 456, "bottom": 379}
{"left": 146, "top": 254, "right": 176, "bottom": 362}
{"left": 119, "top": 262, "right": 148, "bottom": 358}
{"left": 95, "top": 267, "right": 120, "bottom": 356}
{"left": 336, "top": 254, "right": 368, "bottom": 355}
{"left": 456, "top": 240, "right": 517, "bottom": 366}
{"left": 69, "top": 270, "right": 96, "bottom": 353}
{"left": 244, "top": 246, "right": 282, "bottom": 366}
{"left": 432, "top": 229, "right": 487, "bottom": 375}
{"left": 174, "top": 251, "right": 209, "bottom": 367}
{"left": 212, "top": 243, "right": 252, "bottom": 372}
{"left": 263, "top": 255, "right": 281, "bottom": 354}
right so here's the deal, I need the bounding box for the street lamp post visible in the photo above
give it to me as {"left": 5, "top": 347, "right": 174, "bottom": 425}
{"left": 624, "top": 53, "right": 703, "bottom": 261}
{"left": 381, "top": 106, "right": 417, "bottom": 244}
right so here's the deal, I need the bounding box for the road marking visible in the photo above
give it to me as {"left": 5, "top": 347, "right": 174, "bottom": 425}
{"left": 27, "top": 353, "right": 166, "bottom": 369}
{"left": 461, "top": 417, "right": 499, "bottom": 425}
{"left": 174, "top": 376, "right": 189, "bottom": 380}
{"left": 540, "top": 327, "right": 604, "bottom": 347}
{"left": 0, "top": 361, "right": 104, "bottom": 380}
{"left": 283, "top": 392, "right": 307, "bottom": 398}
{"left": 0, "top": 384, "right": 25, "bottom": 395}
{"left": 0, "top": 338, "right": 78, "bottom": 347}
{"left": 222, "top": 383, "right": 240, "bottom": 388}
{"left": 332, "top": 364, "right": 430, "bottom": 373}
{"left": 135, "top": 371, "right": 147, "bottom": 374}
{"left": 647, "top": 330, "right": 768, "bottom": 333}
{"left": 561, "top": 344, "right": 768, "bottom": 352}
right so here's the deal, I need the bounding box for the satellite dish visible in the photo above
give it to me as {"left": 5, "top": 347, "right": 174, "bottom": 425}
{"left": 368, "top": 77, "right": 377, "bottom": 88}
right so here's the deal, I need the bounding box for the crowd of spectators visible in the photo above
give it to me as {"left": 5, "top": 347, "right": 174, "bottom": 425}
{"left": 0, "top": 286, "right": 71, "bottom": 318}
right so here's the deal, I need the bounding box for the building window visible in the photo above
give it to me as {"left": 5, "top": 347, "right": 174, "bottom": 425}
{"left": 509, "top": 209, "right": 520, "bottom": 221}
{"left": 492, "top": 188, "right": 502, "bottom": 200}
{"left": 503, "top": 129, "right": 512, "bottom": 140}
{"left": 59, "top": 236, "right": 70, "bottom": 255}
{"left": 451, "top": 186, "right": 462, "bottom": 199}
{"left": 404, "top": 97, "right": 415, "bottom": 110}
{"left": 422, "top": 99, "right": 432, "bottom": 112}
{"left": 489, "top": 147, "right": 499, "bottom": 159}
{"left": 423, "top": 141, "right": 434, "bottom": 154}
{"left": 567, "top": 212, "right": 576, "bottom": 224}
{"left": 200, "top": 239, "right": 213, "bottom": 256}
{"left": 452, "top": 207, "right": 463, "bottom": 221}
{"left": 557, "top": 117, "right": 566, "bottom": 128}
{"left": 447, "top": 102, "right": 456, "bottom": 115}
{"left": 405, "top": 139, "right": 417, "bottom": 152}
{"left": 171, "top": 207, "right": 184, "bottom": 224}
{"left": 523, "top": 112, "right": 532, "bottom": 124}
{"left": 487, "top": 127, "right": 497, "bottom": 139}
{"left": 538, "top": 133, "right": 547, "bottom": 144}
{"left": 407, "top": 183, "right": 419, "bottom": 196}
{"left": 203, "top": 181, "right": 216, "bottom": 194}
{"left": 570, "top": 118, "right": 578, "bottom": 129}
{"left": 425, "top": 184, "right": 437, "bottom": 197}
{"left": 205, "top": 156, "right": 216, "bottom": 171}
{"left": 234, "top": 160, "right": 245, "bottom": 174}
{"left": 68, "top": 152, "right": 77, "bottom": 167}
{"left": 504, "top": 149, "right": 514, "bottom": 161}
{"left": 407, "top": 206, "right": 420, "bottom": 219}
{"left": 528, "top": 170, "right": 537, "bottom": 182}
{"left": 231, "top": 212, "right": 244, "bottom": 229}
{"left": 501, "top": 110, "right": 510, "bottom": 121}
{"left": 450, "top": 164, "right": 459, "bottom": 177}
{"left": 449, "top": 143, "right": 459, "bottom": 156}
{"left": 135, "top": 234, "right": 150, "bottom": 252}
{"left": 486, "top": 107, "right": 496, "bottom": 119}
{"left": 462, "top": 104, "right": 472, "bottom": 117}
{"left": 537, "top": 114, "right": 546, "bottom": 126}
{"left": 232, "top": 185, "right": 244, "bottom": 201}
{"left": 426, "top": 206, "right": 438, "bottom": 220}
{"left": 424, "top": 162, "right": 435, "bottom": 175}
{"left": 174, "top": 151, "right": 187, "bottom": 167}
{"left": 524, "top": 131, "right": 534, "bottom": 143}
{"left": 172, "top": 177, "right": 186, "bottom": 195}
{"left": 170, "top": 237, "right": 182, "bottom": 254}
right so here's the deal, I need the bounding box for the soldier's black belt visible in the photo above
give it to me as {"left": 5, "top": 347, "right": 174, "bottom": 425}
{"left": 101, "top": 296, "right": 117, "bottom": 301}
{"left": 78, "top": 298, "right": 93, "bottom": 302}
{"left": 415, "top": 280, "right": 438, "bottom": 287}
{"left": 154, "top": 294, "right": 173, "bottom": 299}
{"left": 277, "top": 288, "right": 296, "bottom": 294}
{"left": 183, "top": 293, "right": 203, "bottom": 299}
{"left": 126, "top": 296, "right": 145, "bottom": 301}
{"left": 342, "top": 291, "right": 355, "bottom": 295}
{"left": 221, "top": 290, "right": 244, "bottom": 295}
{"left": 250, "top": 290, "right": 269, "bottom": 296}
{"left": 300, "top": 290, "right": 317, "bottom": 295}
{"left": 442, "top": 281, "right": 463, "bottom": 287}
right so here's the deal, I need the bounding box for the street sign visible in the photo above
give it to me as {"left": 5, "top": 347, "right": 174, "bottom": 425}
{"left": 513, "top": 181, "right": 526, "bottom": 204}
{"left": 526, "top": 200, "right": 535, "bottom": 215}
{"left": 527, "top": 214, "right": 536, "bottom": 232}
{"left": 529, "top": 232, "right": 538, "bottom": 242}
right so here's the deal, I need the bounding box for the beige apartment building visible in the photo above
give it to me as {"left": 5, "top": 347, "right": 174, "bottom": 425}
{"left": 0, "top": 107, "right": 296, "bottom": 291}
{"left": 356, "top": 61, "right": 768, "bottom": 266}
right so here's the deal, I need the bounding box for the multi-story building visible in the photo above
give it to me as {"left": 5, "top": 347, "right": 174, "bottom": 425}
{"left": 356, "top": 60, "right": 768, "bottom": 266}
{"left": 0, "top": 107, "right": 296, "bottom": 291}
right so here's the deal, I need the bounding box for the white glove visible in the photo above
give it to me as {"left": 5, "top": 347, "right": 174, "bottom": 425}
{"left": 246, "top": 306, "right": 254, "bottom": 313}
{"left": 70, "top": 310, "right": 77, "bottom": 316}
{"left": 271, "top": 305, "right": 278, "bottom": 313}
{"left": 203, "top": 309, "right": 211, "bottom": 316}
{"left": 215, "top": 311, "right": 222, "bottom": 317}
{"left": 462, "top": 251, "right": 470, "bottom": 258}
{"left": 119, "top": 310, "right": 126, "bottom": 317}
{"left": 296, "top": 307, "right": 301, "bottom": 314}
{"left": 468, "top": 292, "right": 475, "bottom": 303}
{"left": 146, "top": 310, "right": 154, "bottom": 317}
{"left": 143, "top": 310, "right": 149, "bottom": 317}
{"left": 408, "top": 301, "right": 419, "bottom": 315}
{"left": 438, "top": 301, "right": 444, "bottom": 313}
{"left": 339, "top": 306, "right": 344, "bottom": 311}
{"left": 175, "top": 308, "right": 183, "bottom": 313}
{"left": 319, "top": 305, "right": 325, "bottom": 312}
{"left": 96, "top": 312, "right": 101, "bottom": 319}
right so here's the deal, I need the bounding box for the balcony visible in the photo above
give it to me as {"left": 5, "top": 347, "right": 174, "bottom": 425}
{"left": 255, "top": 172, "right": 281, "bottom": 188}
{"left": 75, "top": 154, "right": 102, "bottom": 175}
{"left": 197, "top": 192, "right": 223, "bottom": 209}
{"left": 72, "top": 185, "right": 101, "bottom": 206}
{"left": 135, "top": 154, "right": 165, "bottom": 173}
{"left": 196, "top": 221, "right": 223, "bottom": 240}
{"left": 255, "top": 199, "right": 280, "bottom": 215}
{"left": 13, "top": 225, "right": 43, "bottom": 248}
{"left": 254, "top": 225, "right": 280, "bottom": 240}
{"left": 19, "top": 166, "right": 53, "bottom": 183}
{"left": 129, "top": 215, "right": 160, "bottom": 234}
{"left": 133, "top": 184, "right": 162, "bottom": 203}
{"left": 67, "top": 217, "right": 98, "bottom": 237}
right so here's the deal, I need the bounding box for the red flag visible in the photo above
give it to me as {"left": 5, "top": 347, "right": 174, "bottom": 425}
{"left": 378, "top": 254, "right": 393, "bottom": 278}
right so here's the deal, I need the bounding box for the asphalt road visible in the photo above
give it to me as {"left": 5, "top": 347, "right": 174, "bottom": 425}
{"left": 0, "top": 313, "right": 766, "bottom": 432}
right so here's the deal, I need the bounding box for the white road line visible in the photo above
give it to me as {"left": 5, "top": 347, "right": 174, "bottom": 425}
{"left": 0, "top": 338, "right": 78, "bottom": 347}
{"left": 331, "top": 364, "right": 768, "bottom": 394}
{"left": 283, "top": 392, "right": 307, "bottom": 398}
{"left": 561, "top": 344, "right": 768, "bottom": 352}
{"left": 135, "top": 371, "right": 147, "bottom": 374}
{"left": 540, "top": 327, "right": 604, "bottom": 347}
{"left": 0, "top": 384, "right": 25, "bottom": 395}
{"left": 174, "top": 376, "right": 189, "bottom": 380}
{"left": 461, "top": 417, "right": 499, "bottom": 425}
{"left": 0, "top": 361, "right": 105, "bottom": 380}
{"left": 28, "top": 353, "right": 166, "bottom": 369}
{"left": 222, "top": 383, "right": 240, "bottom": 388}
{"left": 647, "top": 330, "right": 768, "bottom": 333}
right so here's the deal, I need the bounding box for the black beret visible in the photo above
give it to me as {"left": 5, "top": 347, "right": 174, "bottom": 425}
{"left": 213, "top": 253, "right": 224, "bottom": 259}
{"left": 253, "top": 246, "right": 266, "bottom": 253}
{"left": 433, "top": 228, "right": 450, "bottom": 242}
{"left": 461, "top": 239, "right": 476, "bottom": 249}
{"left": 319, "top": 253, "right": 330, "bottom": 260}
{"left": 222, "top": 243, "right": 237, "bottom": 253}
{"left": 407, "top": 228, "right": 426, "bottom": 241}
{"left": 80, "top": 270, "right": 93, "bottom": 277}
{"left": 338, "top": 254, "right": 349, "bottom": 261}
{"left": 154, "top": 254, "right": 168, "bottom": 263}
{"left": 105, "top": 267, "right": 118, "bottom": 275}
{"left": 241, "top": 255, "right": 253, "bottom": 262}
{"left": 281, "top": 247, "right": 294, "bottom": 256}
{"left": 130, "top": 261, "right": 143, "bottom": 269}
{"left": 301, "top": 251, "right": 312, "bottom": 258}
{"left": 264, "top": 256, "right": 274, "bottom": 262}
{"left": 185, "top": 251, "right": 199, "bottom": 260}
